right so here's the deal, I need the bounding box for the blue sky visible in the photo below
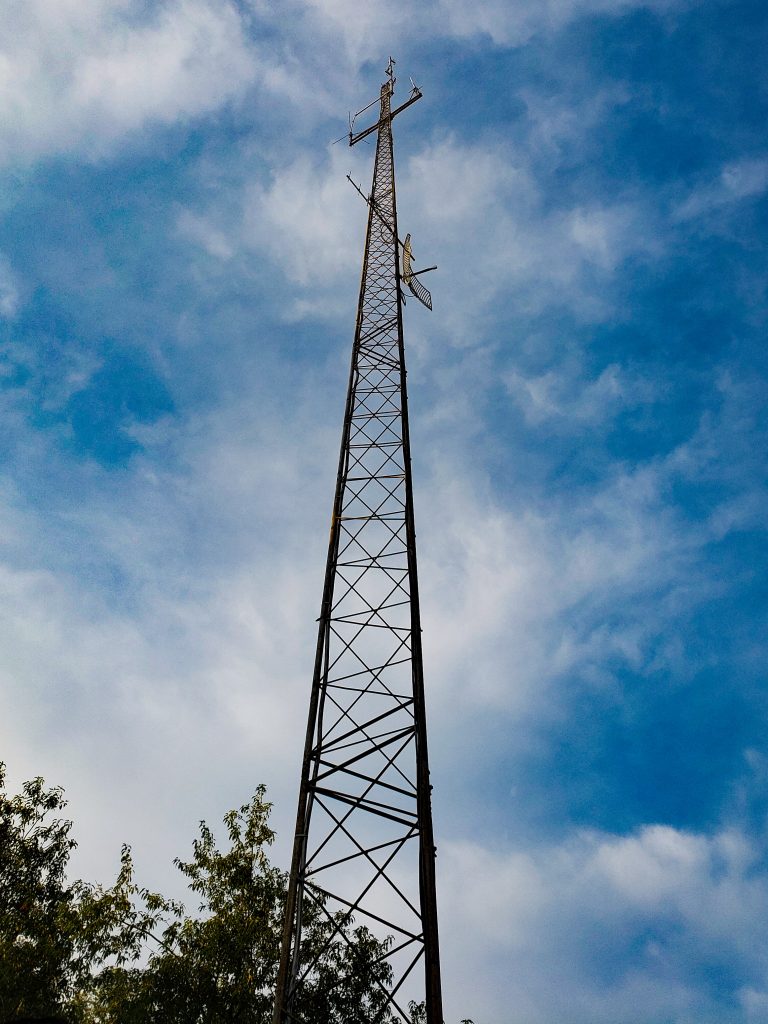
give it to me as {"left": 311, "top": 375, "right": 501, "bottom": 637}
{"left": 1, "top": 1, "right": 767, "bottom": 1020}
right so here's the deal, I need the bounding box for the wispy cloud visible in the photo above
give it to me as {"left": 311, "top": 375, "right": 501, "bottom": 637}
{"left": 437, "top": 0, "right": 688, "bottom": 46}
{"left": 673, "top": 157, "right": 768, "bottom": 221}
{"left": 0, "top": 253, "right": 19, "bottom": 318}
{"left": 504, "top": 362, "right": 653, "bottom": 426}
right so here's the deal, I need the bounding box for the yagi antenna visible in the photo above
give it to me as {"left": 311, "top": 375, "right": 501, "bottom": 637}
{"left": 349, "top": 94, "right": 380, "bottom": 134}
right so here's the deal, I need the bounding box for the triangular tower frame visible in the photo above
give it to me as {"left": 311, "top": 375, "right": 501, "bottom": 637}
{"left": 272, "top": 60, "right": 443, "bottom": 1024}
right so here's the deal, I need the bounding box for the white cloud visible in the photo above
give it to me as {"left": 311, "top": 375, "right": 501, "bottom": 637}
{"left": 243, "top": 147, "right": 368, "bottom": 288}
{"left": 0, "top": 0, "right": 259, "bottom": 164}
{"left": 519, "top": 84, "right": 631, "bottom": 160}
{"left": 439, "top": 823, "right": 768, "bottom": 1022}
{"left": 0, "top": 421, "right": 327, "bottom": 895}
{"left": 175, "top": 144, "right": 374, "bottom": 319}
{"left": 740, "top": 987, "right": 768, "bottom": 1023}
{"left": 418, "top": 452, "right": 696, "bottom": 714}
{"left": 0, "top": 0, "right": 695, "bottom": 169}
{"left": 569, "top": 204, "right": 643, "bottom": 271}
{"left": 398, "top": 136, "right": 659, "bottom": 334}
{"left": 298, "top": 0, "right": 413, "bottom": 63}
{"left": 178, "top": 132, "right": 659, "bottom": 333}
{"left": 0, "top": 345, "right": 702, "bottom": 897}
{"left": 0, "top": 375, "right": 721, "bottom": 1024}
{"left": 176, "top": 209, "right": 237, "bottom": 262}
{"left": 298, "top": 0, "right": 686, "bottom": 61}
{"left": 0, "top": 6, "right": 763, "bottom": 1024}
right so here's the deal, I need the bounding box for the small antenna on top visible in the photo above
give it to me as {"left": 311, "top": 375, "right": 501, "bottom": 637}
{"left": 346, "top": 58, "right": 423, "bottom": 147}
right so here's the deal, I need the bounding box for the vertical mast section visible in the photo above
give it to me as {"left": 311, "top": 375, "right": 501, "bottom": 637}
{"left": 273, "top": 63, "right": 443, "bottom": 1024}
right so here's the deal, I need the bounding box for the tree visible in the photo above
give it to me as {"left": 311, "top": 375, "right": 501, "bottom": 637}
{"left": 86, "top": 786, "right": 395, "bottom": 1022}
{"left": 0, "top": 766, "right": 474, "bottom": 1023}
{"left": 0, "top": 764, "right": 168, "bottom": 1023}
{"left": 0, "top": 765, "right": 80, "bottom": 1021}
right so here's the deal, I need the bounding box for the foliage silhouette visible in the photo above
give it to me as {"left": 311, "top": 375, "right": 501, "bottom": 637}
{"left": 2, "top": 766, "right": 472, "bottom": 1023}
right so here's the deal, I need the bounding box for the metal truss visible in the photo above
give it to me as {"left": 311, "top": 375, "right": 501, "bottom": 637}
{"left": 273, "top": 65, "right": 443, "bottom": 1024}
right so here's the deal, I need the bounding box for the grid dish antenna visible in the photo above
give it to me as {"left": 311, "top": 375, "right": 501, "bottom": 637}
{"left": 402, "top": 234, "right": 433, "bottom": 311}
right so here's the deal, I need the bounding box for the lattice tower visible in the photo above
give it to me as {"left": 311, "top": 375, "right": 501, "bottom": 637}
{"left": 272, "top": 63, "right": 443, "bottom": 1024}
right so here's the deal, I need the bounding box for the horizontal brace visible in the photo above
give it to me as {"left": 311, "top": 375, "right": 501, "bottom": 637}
{"left": 357, "top": 317, "right": 399, "bottom": 345}
{"left": 348, "top": 441, "right": 402, "bottom": 449}
{"left": 326, "top": 683, "right": 412, "bottom": 698}
{"left": 336, "top": 553, "right": 408, "bottom": 566}
{"left": 304, "top": 881, "right": 422, "bottom": 941}
{"left": 312, "top": 787, "right": 419, "bottom": 829}
{"left": 325, "top": 686, "right": 409, "bottom": 700}
{"left": 316, "top": 721, "right": 416, "bottom": 756}
{"left": 315, "top": 760, "right": 418, "bottom": 800}
{"left": 326, "top": 656, "right": 411, "bottom": 686}
{"left": 330, "top": 618, "right": 411, "bottom": 634}
{"left": 344, "top": 473, "right": 405, "bottom": 481}
{"left": 337, "top": 514, "right": 405, "bottom": 521}
{"left": 305, "top": 832, "right": 416, "bottom": 878}
{"left": 350, "top": 412, "right": 401, "bottom": 421}
{"left": 317, "top": 698, "right": 415, "bottom": 751}
{"left": 356, "top": 355, "right": 401, "bottom": 370}
{"left": 332, "top": 597, "right": 411, "bottom": 616}
{"left": 316, "top": 725, "right": 416, "bottom": 778}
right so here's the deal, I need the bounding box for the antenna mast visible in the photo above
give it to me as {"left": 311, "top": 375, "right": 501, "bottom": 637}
{"left": 272, "top": 60, "right": 443, "bottom": 1024}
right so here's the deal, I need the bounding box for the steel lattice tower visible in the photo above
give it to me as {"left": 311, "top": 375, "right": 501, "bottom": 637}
{"left": 272, "top": 62, "right": 443, "bottom": 1024}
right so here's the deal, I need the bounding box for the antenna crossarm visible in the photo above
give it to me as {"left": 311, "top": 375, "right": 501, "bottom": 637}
{"left": 349, "top": 88, "right": 422, "bottom": 147}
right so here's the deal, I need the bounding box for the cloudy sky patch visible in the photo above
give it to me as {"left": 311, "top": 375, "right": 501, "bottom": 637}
{"left": 1, "top": 1, "right": 767, "bottom": 1021}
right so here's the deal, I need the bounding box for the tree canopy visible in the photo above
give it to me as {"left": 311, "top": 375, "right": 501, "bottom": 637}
{"left": 0, "top": 765, "right": 473, "bottom": 1024}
